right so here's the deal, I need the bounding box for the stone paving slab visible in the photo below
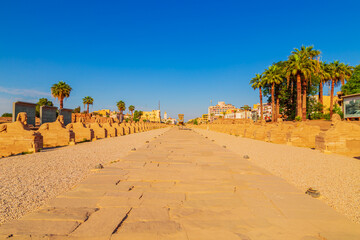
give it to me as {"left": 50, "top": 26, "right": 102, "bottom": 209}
{"left": 1, "top": 127, "right": 360, "bottom": 239}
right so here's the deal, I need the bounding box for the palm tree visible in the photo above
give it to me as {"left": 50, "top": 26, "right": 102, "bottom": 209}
{"left": 250, "top": 73, "right": 264, "bottom": 120}
{"left": 116, "top": 100, "right": 126, "bottom": 121}
{"left": 285, "top": 53, "right": 315, "bottom": 120}
{"left": 128, "top": 105, "right": 135, "bottom": 118}
{"left": 291, "top": 46, "right": 319, "bottom": 120}
{"left": 51, "top": 81, "right": 72, "bottom": 110}
{"left": 263, "top": 64, "right": 283, "bottom": 122}
{"left": 328, "top": 61, "right": 353, "bottom": 117}
{"left": 316, "top": 62, "right": 331, "bottom": 111}
{"left": 82, "top": 96, "right": 94, "bottom": 114}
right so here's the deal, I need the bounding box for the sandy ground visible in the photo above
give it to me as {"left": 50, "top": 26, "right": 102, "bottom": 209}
{"left": 0, "top": 128, "right": 169, "bottom": 224}
{"left": 1, "top": 127, "right": 359, "bottom": 239}
{"left": 192, "top": 127, "right": 360, "bottom": 224}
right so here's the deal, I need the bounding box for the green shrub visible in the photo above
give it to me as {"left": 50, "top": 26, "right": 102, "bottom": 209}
{"left": 295, "top": 116, "right": 301, "bottom": 121}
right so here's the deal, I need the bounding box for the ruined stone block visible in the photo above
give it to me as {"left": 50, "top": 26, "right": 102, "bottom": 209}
{"left": 315, "top": 114, "right": 360, "bottom": 156}
{"left": 287, "top": 122, "right": 321, "bottom": 148}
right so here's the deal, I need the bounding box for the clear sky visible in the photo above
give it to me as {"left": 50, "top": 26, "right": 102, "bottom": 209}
{"left": 1, "top": 0, "right": 359, "bottom": 120}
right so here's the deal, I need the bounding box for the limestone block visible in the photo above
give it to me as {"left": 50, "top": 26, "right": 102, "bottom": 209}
{"left": 266, "top": 123, "right": 294, "bottom": 144}
{"left": 0, "top": 112, "right": 43, "bottom": 157}
{"left": 66, "top": 118, "right": 94, "bottom": 142}
{"left": 89, "top": 119, "right": 107, "bottom": 139}
{"left": 253, "top": 123, "right": 272, "bottom": 141}
{"left": 38, "top": 115, "right": 75, "bottom": 147}
{"left": 287, "top": 122, "right": 321, "bottom": 148}
{"left": 315, "top": 115, "right": 360, "bottom": 156}
{"left": 244, "top": 123, "right": 257, "bottom": 139}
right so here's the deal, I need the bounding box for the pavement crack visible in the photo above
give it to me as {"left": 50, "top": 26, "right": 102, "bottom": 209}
{"left": 112, "top": 207, "right": 133, "bottom": 234}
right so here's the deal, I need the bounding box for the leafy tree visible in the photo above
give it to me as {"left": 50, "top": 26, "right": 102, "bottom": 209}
{"left": 73, "top": 106, "right": 81, "bottom": 113}
{"left": 342, "top": 65, "right": 360, "bottom": 95}
{"left": 250, "top": 73, "right": 264, "bottom": 120}
{"left": 51, "top": 81, "right": 72, "bottom": 109}
{"left": 82, "top": 96, "right": 94, "bottom": 114}
{"left": 36, "top": 98, "right": 53, "bottom": 117}
{"left": 1, "top": 113, "right": 12, "bottom": 117}
{"left": 133, "top": 110, "right": 143, "bottom": 122}
{"left": 193, "top": 119, "right": 198, "bottom": 125}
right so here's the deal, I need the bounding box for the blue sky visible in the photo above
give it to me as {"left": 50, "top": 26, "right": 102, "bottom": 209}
{"left": 0, "top": 0, "right": 359, "bottom": 120}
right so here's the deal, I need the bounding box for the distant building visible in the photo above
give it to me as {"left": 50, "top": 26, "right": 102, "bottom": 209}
{"left": 141, "top": 110, "right": 161, "bottom": 122}
{"left": 201, "top": 114, "right": 208, "bottom": 123}
{"left": 208, "top": 101, "right": 236, "bottom": 121}
{"left": 314, "top": 95, "right": 341, "bottom": 113}
{"left": 163, "top": 111, "right": 168, "bottom": 120}
{"left": 251, "top": 103, "right": 272, "bottom": 121}
{"left": 224, "top": 109, "right": 251, "bottom": 119}
{"left": 92, "top": 109, "right": 110, "bottom": 117}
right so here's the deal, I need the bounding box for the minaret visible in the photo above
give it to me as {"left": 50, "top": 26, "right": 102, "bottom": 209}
{"left": 164, "top": 111, "right": 167, "bottom": 120}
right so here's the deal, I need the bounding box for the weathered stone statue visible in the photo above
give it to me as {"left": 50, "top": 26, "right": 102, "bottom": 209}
{"left": 66, "top": 117, "right": 94, "bottom": 142}
{"left": 89, "top": 118, "right": 107, "bottom": 139}
{"left": 102, "top": 118, "right": 117, "bottom": 137}
{"left": 0, "top": 112, "right": 43, "bottom": 157}
{"left": 38, "top": 115, "right": 75, "bottom": 147}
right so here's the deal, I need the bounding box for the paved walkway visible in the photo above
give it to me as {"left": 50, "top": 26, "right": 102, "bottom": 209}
{"left": 1, "top": 128, "right": 359, "bottom": 239}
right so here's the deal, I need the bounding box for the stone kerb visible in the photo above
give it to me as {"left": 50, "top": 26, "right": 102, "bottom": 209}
{"left": 59, "top": 108, "right": 73, "bottom": 126}
{"left": 40, "top": 105, "right": 58, "bottom": 125}
{"left": 12, "top": 101, "right": 37, "bottom": 126}
{"left": 0, "top": 112, "right": 42, "bottom": 157}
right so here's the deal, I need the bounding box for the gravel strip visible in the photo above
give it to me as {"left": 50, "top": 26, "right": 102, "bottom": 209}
{"left": 192, "top": 128, "right": 360, "bottom": 224}
{"left": 0, "top": 128, "right": 169, "bottom": 224}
